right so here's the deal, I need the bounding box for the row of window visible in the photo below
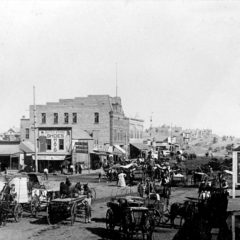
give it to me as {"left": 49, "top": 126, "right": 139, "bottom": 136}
{"left": 40, "top": 112, "right": 99, "bottom": 124}
{"left": 130, "top": 130, "right": 143, "bottom": 139}
{"left": 45, "top": 139, "right": 64, "bottom": 150}
{"left": 113, "top": 129, "right": 127, "bottom": 142}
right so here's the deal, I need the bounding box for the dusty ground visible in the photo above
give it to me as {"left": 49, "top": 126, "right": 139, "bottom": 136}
{"left": 0, "top": 174, "right": 235, "bottom": 240}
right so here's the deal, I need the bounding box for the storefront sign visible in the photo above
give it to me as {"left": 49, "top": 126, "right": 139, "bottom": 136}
{"left": 93, "top": 144, "right": 112, "bottom": 153}
{"left": 33, "top": 155, "right": 65, "bottom": 161}
{"left": 75, "top": 142, "right": 88, "bottom": 153}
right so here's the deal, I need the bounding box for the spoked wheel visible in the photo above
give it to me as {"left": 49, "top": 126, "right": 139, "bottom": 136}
{"left": 106, "top": 209, "right": 115, "bottom": 231}
{"left": 14, "top": 204, "right": 23, "bottom": 222}
{"left": 70, "top": 203, "right": 77, "bottom": 226}
{"left": 160, "top": 208, "right": 170, "bottom": 224}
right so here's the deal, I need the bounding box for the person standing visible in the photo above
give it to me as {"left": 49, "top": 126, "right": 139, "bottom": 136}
{"left": 83, "top": 192, "right": 92, "bottom": 223}
{"left": 79, "top": 164, "right": 82, "bottom": 174}
{"left": 70, "top": 164, "right": 74, "bottom": 175}
{"left": 75, "top": 164, "right": 78, "bottom": 174}
{"left": 137, "top": 180, "right": 144, "bottom": 198}
{"left": 118, "top": 170, "right": 126, "bottom": 187}
{"left": 43, "top": 167, "right": 48, "bottom": 180}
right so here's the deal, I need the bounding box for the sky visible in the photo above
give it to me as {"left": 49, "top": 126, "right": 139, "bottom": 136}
{"left": 1, "top": 0, "right": 240, "bottom": 136}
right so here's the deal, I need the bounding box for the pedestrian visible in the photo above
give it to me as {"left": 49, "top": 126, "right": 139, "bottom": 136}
{"left": 79, "top": 164, "right": 82, "bottom": 174}
{"left": 43, "top": 167, "right": 48, "bottom": 180}
{"left": 117, "top": 170, "right": 126, "bottom": 187}
{"left": 70, "top": 164, "right": 74, "bottom": 175}
{"left": 137, "top": 180, "right": 144, "bottom": 198}
{"left": 98, "top": 172, "right": 102, "bottom": 183}
{"left": 75, "top": 164, "right": 78, "bottom": 174}
{"left": 83, "top": 192, "right": 92, "bottom": 223}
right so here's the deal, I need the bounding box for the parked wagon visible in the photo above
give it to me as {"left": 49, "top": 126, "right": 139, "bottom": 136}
{"left": 144, "top": 193, "right": 170, "bottom": 227}
{"left": 47, "top": 195, "right": 87, "bottom": 225}
{"left": 106, "top": 196, "right": 154, "bottom": 239}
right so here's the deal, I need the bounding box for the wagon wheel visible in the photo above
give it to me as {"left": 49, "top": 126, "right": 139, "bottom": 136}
{"left": 13, "top": 203, "right": 23, "bottom": 222}
{"left": 106, "top": 209, "right": 115, "bottom": 231}
{"left": 160, "top": 208, "right": 170, "bottom": 224}
{"left": 30, "top": 197, "right": 39, "bottom": 218}
{"left": 70, "top": 203, "right": 77, "bottom": 226}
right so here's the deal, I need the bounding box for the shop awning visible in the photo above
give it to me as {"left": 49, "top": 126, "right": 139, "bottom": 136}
{"left": 130, "top": 143, "right": 150, "bottom": 151}
{"left": 20, "top": 141, "right": 35, "bottom": 153}
{"left": 0, "top": 144, "right": 21, "bottom": 156}
{"left": 114, "top": 145, "right": 126, "bottom": 154}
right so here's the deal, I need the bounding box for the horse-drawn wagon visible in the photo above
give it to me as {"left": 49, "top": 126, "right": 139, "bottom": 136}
{"left": 47, "top": 195, "right": 87, "bottom": 225}
{"left": 106, "top": 196, "right": 155, "bottom": 239}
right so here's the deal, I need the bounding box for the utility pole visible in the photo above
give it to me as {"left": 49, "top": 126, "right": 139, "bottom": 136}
{"left": 33, "top": 86, "right": 38, "bottom": 172}
{"left": 115, "top": 62, "right": 118, "bottom": 97}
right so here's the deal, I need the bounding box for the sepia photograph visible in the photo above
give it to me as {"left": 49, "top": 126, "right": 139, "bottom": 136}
{"left": 0, "top": 0, "right": 240, "bottom": 239}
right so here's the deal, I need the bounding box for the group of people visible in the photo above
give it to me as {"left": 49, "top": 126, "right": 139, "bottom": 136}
{"left": 0, "top": 183, "right": 17, "bottom": 202}
{"left": 59, "top": 177, "right": 93, "bottom": 223}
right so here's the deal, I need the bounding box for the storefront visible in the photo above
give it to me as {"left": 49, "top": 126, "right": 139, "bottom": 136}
{"left": 129, "top": 143, "right": 150, "bottom": 159}
{"left": 0, "top": 142, "right": 23, "bottom": 171}
{"left": 33, "top": 154, "right": 71, "bottom": 173}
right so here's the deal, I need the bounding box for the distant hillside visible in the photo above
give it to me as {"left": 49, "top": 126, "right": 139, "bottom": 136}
{"left": 187, "top": 135, "right": 240, "bottom": 157}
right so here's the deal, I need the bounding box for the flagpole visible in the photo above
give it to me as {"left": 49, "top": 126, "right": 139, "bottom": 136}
{"left": 33, "top": 86, "right": 38, "bottom": 172}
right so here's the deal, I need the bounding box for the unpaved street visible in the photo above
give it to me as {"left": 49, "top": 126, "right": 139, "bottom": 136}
{"left": 0, "top": 174, "right": 199, "bottom": 240}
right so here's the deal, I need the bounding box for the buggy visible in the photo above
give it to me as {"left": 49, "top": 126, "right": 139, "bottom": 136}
{"left": 106, "top": 196, "right": 154, "bottom": 239}
{"left": 47, "top": 195, "right": 87, "bottom": 225}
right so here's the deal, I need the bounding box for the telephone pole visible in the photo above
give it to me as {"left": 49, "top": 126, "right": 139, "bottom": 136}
{"left": 33, "top": 86, "right": 38, "bottom": 172}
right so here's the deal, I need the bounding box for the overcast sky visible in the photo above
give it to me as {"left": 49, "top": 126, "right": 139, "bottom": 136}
{"left": 1, "top": 0, "right": 240, "bottom": 136}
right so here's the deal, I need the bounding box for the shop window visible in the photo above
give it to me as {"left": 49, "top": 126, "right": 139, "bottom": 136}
{"left": 41, "top": 113, "right": 46, "bottom": 124}
{"left": 94, "top": 112, "right": 99, "bottom": 124}
{"left": 46, "top": 139, "right": 52, "bottom": 150}
{"left": 25, "top": 128, "right": 29, "bottom": 139}
{"left": 59, "top": 139, "right": 64, "bottom": 150}
{"left": 54, "top": 113, "right": 58, "bottom": 124}
{"left": 73, "top": 112, "right": 77, "bottom": 123}
{"left": 64, "top": 113, "right": 69, "bottom": 124}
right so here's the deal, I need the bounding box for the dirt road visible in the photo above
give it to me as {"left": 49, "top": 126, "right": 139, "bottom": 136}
{"left": 1, "top": 175, "right": 199, "bottom": 240}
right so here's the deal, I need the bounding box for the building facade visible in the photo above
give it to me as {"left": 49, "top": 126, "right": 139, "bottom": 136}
{"left": 20, "top": 95, "right": 131, "bottom": 172}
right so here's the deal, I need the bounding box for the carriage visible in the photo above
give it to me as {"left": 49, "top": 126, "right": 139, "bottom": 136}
{"left": 144, "top": 192, "right": 171, "bottom": 227}
{"left": 106, "top": 196, "right": 155, "bottom": 239}
{"left": 46, "top": 195, "right": 87, "bottom": 225}
{"left": 0, "top": 197, "right": 23, "bottom": 226}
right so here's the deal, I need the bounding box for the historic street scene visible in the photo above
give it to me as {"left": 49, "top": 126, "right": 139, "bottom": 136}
{"left": 1, "top": 1, "right": 240, "bottom": 240}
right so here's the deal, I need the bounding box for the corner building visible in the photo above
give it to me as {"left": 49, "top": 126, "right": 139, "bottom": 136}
{"left": 20, "top": 95, "right": 130, "bottom": 172}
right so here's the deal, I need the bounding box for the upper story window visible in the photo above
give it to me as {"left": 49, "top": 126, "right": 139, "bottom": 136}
{"left": 64, "top": 113, "right": 69, "bottom": 124}
{"left": 94, "top": 112, "right": 99, "bottom": 124}
{"left": 46, "top": 139, "right": 52, "bottom": 150}
{"left": 59, "top": 139, "right": 64, "bottom": 150}
{"left": 41, "top": 113, "right": 46, "bottom": 124}
{"left": 72, "top": 113, "right": 77, "bottom": 124}
{"left": 54, "top": 113, "right": 58, "bottom": 124}
{"left": 25, "top": 128, "right": 29, "bottom": 139}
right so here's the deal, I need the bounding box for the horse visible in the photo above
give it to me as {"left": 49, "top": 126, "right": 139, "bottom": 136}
{"left": 169, "top": 201, "right": 197, "bottom": 227}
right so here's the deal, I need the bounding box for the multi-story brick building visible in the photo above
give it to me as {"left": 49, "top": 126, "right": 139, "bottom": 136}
{"left": 20, "top": 95, "right": 130, "bottom": 172}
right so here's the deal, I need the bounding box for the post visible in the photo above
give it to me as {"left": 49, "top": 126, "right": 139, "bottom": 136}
{"left": 88, "top": 142, "right": 90, "bottom": 174}
{"left": 33, "top": 86, "right": 38, "bottom": 173}
{"left": 232, "top": 151, "right": 237, "bottom": 199}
